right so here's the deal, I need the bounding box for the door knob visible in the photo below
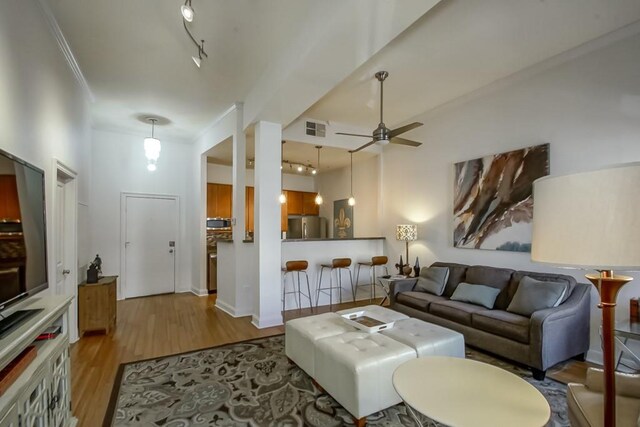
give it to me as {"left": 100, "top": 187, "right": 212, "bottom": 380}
{"left": 62, "top": 269, "right": 70, "bottom": 275}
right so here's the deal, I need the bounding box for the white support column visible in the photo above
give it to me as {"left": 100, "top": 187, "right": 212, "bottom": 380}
{"left": 253, "top": 121, "right": 283, "bottom": 328}
{"left": 232, "top": 104, "right": 246, "bottom": 241}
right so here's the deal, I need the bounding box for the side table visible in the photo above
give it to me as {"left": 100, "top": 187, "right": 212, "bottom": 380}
{"left": 613, "top": 321, "right": 640, "bottom": 370}
{"left": 392, "top": 357, "right": 550, "bottom": 427}
{"left": 377, "top": 275, "right": 414, "bottom": 305}
{"left": 78, "top": 276, "right": 118, "bottom": 336}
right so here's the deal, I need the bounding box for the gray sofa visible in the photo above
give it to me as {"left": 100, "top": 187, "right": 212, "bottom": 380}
{"left": 389, "top": 262, "right": 591, "bottom": 379}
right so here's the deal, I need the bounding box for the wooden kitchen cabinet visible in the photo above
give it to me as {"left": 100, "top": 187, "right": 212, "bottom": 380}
{"left": 78, "top": 276, "right": 117, "bottom": 336}
{"left": 302, "top": 192, "right": 320, "bottom": 215}
{"left": 286, "top": 191, "right": 303, "bottom": 215}
{"left": 245, "top": 186, "right": 254, "bottom": 232}
{"left": 206, "top": 183, "right": 233, "bottom": 218}
{"left": 281, "top": 191, "right": 288, "bottom": 232}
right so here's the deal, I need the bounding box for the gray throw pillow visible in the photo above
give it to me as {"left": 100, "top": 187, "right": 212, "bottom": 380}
{"left": 415, "top": 266, "right": 450, "bottom": 295}
{"left": 507, "top": 276, "right": 568, "bottom": 317}
{"left": 450, "top": 282, "right": 501, "bottom": 309}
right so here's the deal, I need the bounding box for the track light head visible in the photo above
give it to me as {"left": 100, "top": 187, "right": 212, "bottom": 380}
{"left": 181, "top": 1, "right": 194, "bottom": 22}
{"left": 192, "top": 55, "right": 201, "bottom": 68}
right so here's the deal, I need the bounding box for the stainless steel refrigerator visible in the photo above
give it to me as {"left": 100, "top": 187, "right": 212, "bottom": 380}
{"left": 287, "top": 216, "right": 327, "bottom": 239}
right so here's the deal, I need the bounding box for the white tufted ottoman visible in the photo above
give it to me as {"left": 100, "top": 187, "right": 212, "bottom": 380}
{"left": 314, "top": 331, "right": 416, "bottom": 422}
{"left": 381, "top": 317, "right": 465, "bottom": 358}
{"left": 285, "top": 312, "right": 356, "bottom": 377}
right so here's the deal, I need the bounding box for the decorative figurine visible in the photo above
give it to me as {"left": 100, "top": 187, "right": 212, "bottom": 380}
{"left": 414, "top": 257, "right": 420, "bottom": 277}
{"left": 395, "top": 255, "right": 404, "bottom": 275}
{"left": 87, "top": 254, "right": 102, "bottom": 284}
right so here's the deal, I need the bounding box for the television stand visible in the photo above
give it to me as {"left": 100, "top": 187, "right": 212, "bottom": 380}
{"left": 0, "top": 309, "right": 43, "bottom": 339}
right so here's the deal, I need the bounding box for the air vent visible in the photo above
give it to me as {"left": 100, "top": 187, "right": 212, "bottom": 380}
{"left": 305, "top": 121, "right": 326, "bottom": 137}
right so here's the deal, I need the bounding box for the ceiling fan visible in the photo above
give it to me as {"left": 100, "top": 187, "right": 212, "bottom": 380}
{"left": 337, "top": 71, "right": 423, "bottom": 153}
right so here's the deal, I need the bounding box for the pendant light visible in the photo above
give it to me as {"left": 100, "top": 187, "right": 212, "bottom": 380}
{"left": 314, "top": 146, "right": 323, "bottom": 205}
{"left": 144, "top": 118, "right": 161, "bottom": 172}
{"left": 348, "top": 151, "right": 356, "bottom": 206}
{"left": 279, "top": 141, "right": 287, "bottom": 204}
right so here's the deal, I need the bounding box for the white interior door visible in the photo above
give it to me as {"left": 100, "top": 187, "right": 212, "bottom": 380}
{"left": 124, "top": 195, "right": 178, "bottom": 298}
{"left": 54, "top": 180, "right": 68, "bottom": 294}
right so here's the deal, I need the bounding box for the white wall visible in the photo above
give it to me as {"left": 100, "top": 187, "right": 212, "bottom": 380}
{"left": 0, "top": 0, "right": 91, "bottom": 297}
{"left": 381, "top": 32, "right": 640, "bottom": 362}
{"left": 89, "top": 129, "right": 194, "bottom": 297}
{"left": 206, "top": 163, "right": 315, "bottom": 192}
{"left": 317, "top": 155, "right": 381, "bottom": 238}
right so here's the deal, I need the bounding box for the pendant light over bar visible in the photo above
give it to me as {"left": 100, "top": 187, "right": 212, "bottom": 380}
{"left": 314, "top": 146, "right": 323, "bottom": 205}
{"left": 279, "top": 141, "right": 287, "bottom": 204}
{"left": 348, "top": 151, "right": 356, "bottom": 206}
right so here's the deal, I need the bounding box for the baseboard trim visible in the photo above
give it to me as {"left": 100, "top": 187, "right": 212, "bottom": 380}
{"left": 251, "top": 314, "right": 283, "bottom": 329}
{"left": 190, "top": 287, "right": 208, "bottom": 297}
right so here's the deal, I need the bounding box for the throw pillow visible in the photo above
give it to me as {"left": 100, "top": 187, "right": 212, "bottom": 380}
{"left": 415, "top": 266, "right": 450, "bottom": 295}
{"left": 450, "top": 282, "right": 501, "bottom": 309}
{"left": 507, "top": 276, "right": 568, "bottom": 317}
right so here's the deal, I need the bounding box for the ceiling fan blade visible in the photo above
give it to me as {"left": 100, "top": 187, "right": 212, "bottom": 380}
{"left": 336, "top": 132, "right": 373, "bottom": 138}
{"left": 352, "top": 140, "right": 376, "bottom": 152}
{"left": 388, "top": 122, "right": 423, "bottom": 138}
{"left": 390, "top": 137, "right": 422, "bottom": 148}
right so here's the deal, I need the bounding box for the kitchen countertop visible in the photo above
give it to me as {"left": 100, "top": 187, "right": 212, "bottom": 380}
{"left": 283, "top": 237, "right": 385, "bottom": 242}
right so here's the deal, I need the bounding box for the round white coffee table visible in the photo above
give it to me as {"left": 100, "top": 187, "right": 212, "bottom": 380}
{"left": 392, "top": 357, "right": 550, "bottom": 427}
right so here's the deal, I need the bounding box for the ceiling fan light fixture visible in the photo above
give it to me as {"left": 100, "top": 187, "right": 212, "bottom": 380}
{"left": 181, "top": 3, "right": 194, "bottom": 22}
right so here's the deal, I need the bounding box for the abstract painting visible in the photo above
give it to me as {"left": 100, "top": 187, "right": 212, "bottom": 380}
{"left": 453, "top": 143, "right": 549, "bottom": 252}
{"left": 333, "top": 199, "right": 353, "bottom": 239}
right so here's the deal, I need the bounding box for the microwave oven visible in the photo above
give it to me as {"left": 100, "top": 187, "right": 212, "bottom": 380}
{"left": 207, "top": 218, "right": 232, "bottom": 230}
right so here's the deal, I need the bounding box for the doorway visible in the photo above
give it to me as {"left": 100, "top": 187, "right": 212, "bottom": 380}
{"left": 54, "top": 161, "right": 78, "bottom": 342}
{"left": 121, "top": 193, "right": 178, "bottom": 298}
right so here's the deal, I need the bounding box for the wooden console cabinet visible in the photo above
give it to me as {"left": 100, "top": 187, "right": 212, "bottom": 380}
{"left": 0, "top": 295, "right": 75, "bottom": 427}
{"left": 78, "top": 276, "right": 117, "bottom": 337}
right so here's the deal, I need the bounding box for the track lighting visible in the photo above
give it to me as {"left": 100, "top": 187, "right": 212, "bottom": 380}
{"left": 181, "top": 0, "right": 194, "bottom": 22}
{"left": 182, "top": 2, "right": 208, "bottom": 67}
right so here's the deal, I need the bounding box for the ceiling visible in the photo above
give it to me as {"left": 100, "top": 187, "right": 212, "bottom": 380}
{"left": 45, "top": 0, "right": 331, "bottom": 141}
{"left": 45, "top": 0, "right": 640, "bottom": 145}
{"left": 206, "top": 139, "right": 377, "bottom": 174}
{"left": 305, "top": 0, "right": 640, "bottom": 129}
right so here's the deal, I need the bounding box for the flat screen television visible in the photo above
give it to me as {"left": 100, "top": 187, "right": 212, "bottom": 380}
{"left": 0, "top": 149, "right": 48, "bottom": 314}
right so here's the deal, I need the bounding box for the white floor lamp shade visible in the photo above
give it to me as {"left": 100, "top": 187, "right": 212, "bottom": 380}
{"left": 531, "top": 162, "right": 640, "bottom": 427}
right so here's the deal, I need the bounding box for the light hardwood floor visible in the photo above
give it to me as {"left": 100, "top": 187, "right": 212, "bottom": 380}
{"left": 70, "top": 292, "right": 591, "bottom": 426}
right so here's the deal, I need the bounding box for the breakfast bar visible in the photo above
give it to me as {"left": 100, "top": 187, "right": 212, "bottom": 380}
{"left": 281, "top": 237, "right": 386, "bottom": 309}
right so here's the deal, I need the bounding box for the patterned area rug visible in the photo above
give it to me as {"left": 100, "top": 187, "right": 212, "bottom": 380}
{"left": 105, "top": 335, "right": 569, "bottom": 426}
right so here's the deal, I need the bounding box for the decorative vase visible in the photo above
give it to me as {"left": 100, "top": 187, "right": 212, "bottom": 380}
{"left": 403, "top": 265, "right": 413, "bottom": 277}
{"left": 414, "top": 257, "right": 420, "bottom": 277}
{"left": 397, "top": 255, "right": 404, "bottom": 274}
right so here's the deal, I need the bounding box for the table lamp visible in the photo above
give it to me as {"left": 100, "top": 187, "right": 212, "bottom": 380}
{"left": 396, "top": 224, "right": 418, "bottom": 271}
{"left": 531, "top": 162, "right": 640, "bottom": 427}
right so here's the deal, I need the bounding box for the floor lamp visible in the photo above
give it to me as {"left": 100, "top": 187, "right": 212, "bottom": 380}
{"left": 531, "top": 162, "right": 640, "bottom": 427}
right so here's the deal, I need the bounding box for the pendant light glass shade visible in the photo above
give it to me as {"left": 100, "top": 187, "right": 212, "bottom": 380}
{"left": 348, "top": 151, "right": 355, "bottom": 206}
{"left": 144, "top": 119, "right": 161, "bottom": 164}
{"left": 315, "top": 146, "right": 323, "bottom": 205}
{"left": 280, "top": 141, "right": 287, "bottom": 204}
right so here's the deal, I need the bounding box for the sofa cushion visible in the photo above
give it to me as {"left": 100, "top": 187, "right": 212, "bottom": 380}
{"left": 415, "top": 266, "right": 450, "bottom": 295}
{"left": 396, "top": 291, "right": 447, "bottom": 311}
{"left": 431, "top": 262, "right": 468, "bottom": 297}
{"left": 509, "top": 270, "right": 577, "bottom": 305}
{"left": 450, "top": 282, "right": 501, "bottom": 309}
{"left": 507, "top": 276, "right": 568, "bottom": 317}
{"left": 429, "top": 300, "right": 486, "bottom": 326}
{"left": 465, "top": 265, "right": 515, "bottom": 310}
{"left": 472, "top": 310, "right": 531, "bottom": 344}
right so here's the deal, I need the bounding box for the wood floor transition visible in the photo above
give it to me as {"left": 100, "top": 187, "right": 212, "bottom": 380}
{"left": 70, "top": 292, "right": 591, "bottom": 426}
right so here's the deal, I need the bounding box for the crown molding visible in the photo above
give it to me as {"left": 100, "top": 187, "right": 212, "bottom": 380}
{"left": 36, "top": 0, "right": 95, "bottom": 103}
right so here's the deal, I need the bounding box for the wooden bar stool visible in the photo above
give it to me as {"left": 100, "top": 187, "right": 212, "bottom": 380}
{"left": 281, "top": 260, "right": 313, "bottom": 312}
{"left": 316, "top": 258, "right": 354, "bottom": 307}
{"left": 355, "top": 256, "right": 389, "bottom": 302}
